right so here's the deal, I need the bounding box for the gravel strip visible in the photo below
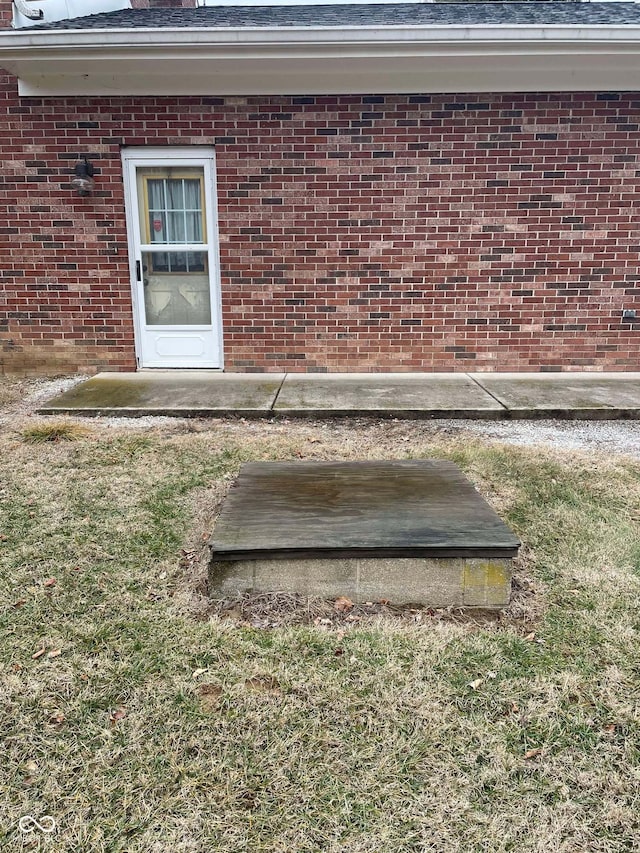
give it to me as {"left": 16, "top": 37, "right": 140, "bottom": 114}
{"left": 444, "top": 418, "right": 640, "bottom": 457}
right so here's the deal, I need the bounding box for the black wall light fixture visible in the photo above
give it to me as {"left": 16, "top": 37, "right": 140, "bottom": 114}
{"left": 71, "top": 156, "right": 95, "bottom": 196}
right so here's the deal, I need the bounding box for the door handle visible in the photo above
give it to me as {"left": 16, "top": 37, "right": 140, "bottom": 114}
{"left": 136, "top": 260, "right": 142, "bottom": 282}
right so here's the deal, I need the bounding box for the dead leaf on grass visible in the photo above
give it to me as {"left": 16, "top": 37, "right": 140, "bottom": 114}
{"left": 109, "top": 707, "right": 127, "bottom": 726}
{"left": 43, "top": 577, "right": 57, "bottom": 588}
{"left": 31, "top": 647, "right": 46, "bottom": 660}
{"left": 179, "top": 550, "right": 199, "bottom": 569}
{"left": 48, "top": 648, "right": 62, "bottom": 658}
{"left": 48, "top": 710, "right": 65, "bottom": 726}
{"left": 12, "top": 599, "right": 27, "bottom": 608}
{"left": 334, "top": 596, "right": 354, "bottom": 613}
{"left": 22, "top": 761, "right": 38, "bottom": 787}
{"left": 468, "top": 678, "right": 484, "bottom": 691}
{"left": 524, "top": 748, "right": 543, "bottom": 760}
{"left": 192, "top": 667, "right": 208, "bottom": 679}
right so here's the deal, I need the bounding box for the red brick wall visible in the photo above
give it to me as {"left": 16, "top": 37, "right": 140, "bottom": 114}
{"left": 1, "top": 69, "right": 639, "bottom": 374}
{"left": 0, "top": 2, "right": 11, "bottom": 27}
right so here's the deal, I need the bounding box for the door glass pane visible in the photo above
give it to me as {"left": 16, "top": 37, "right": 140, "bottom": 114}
{"left": 186, "top": 212, "right": 202, "bottom": 243}
{"left": 142, "top": 251, "right": 211, "bottom": 326}
{"left": 147, "top": 179, "right": 165, "bottom": 210}
{"left": 168, "top": 212, "right": 185, "bottom": 243}
{"left": 148, "top": 211, "right": 167, "bottom": 243}
{"left": 167, "top": 179, "right": 184, "bottom": 210}
{"left": 137, "top": 167, "right": 206, "bottom": 245}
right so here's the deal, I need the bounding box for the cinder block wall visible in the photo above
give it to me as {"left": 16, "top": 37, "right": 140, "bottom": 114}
{"left": 1, "top": 65, "right": 639, "bottom": 373}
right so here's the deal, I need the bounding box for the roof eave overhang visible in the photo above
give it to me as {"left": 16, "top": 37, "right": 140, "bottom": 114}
{"left": 1, "top": 24, "right": 640, "bottom": 96}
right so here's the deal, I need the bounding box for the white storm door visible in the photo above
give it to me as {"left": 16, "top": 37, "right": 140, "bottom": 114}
{"left": 123, "top": 148, "right": 222, "bottom": 368}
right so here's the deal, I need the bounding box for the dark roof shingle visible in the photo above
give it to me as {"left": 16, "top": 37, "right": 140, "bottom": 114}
{"left": 25, "top": 2, "right": 640, "bottom": 31}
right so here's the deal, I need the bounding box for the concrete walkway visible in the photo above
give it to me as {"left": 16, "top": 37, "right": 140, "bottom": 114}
{"left": 37, "top": 371, "right": 640, "bottom": 419}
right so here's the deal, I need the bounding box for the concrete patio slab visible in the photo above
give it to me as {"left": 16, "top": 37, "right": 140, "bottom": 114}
{"left": 37, "top": 371, "right": 285, "bottom": 417}
{"left": 36, "top": 370, "right": 640, "bottom": 420}
{"left": 472, "top": 372, "right": 640, "bottom": 419}
{"left": 274, "top": 373, "right": 505, "bottom": 418}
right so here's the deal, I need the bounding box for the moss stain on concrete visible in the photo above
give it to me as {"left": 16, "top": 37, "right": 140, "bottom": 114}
{"left": 42, "top": 378, "right": 153, "bottom": 409}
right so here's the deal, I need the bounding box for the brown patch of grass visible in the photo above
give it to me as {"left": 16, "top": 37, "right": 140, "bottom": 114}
{"left": 197, "top": 682, "right": 223, "bottom": 711}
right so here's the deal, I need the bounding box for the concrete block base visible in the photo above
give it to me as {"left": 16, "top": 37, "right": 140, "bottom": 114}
{"left": 209, "top": 556, "right": 513, "bottom": 609}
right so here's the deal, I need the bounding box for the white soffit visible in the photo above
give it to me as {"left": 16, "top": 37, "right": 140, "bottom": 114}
{"left": 2, "top": 25, "right": 640, "bottom": 95}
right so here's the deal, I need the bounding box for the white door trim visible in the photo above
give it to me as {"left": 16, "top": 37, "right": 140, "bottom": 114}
{"left": 122, "top": 146, "right": 224, "bottom": 369}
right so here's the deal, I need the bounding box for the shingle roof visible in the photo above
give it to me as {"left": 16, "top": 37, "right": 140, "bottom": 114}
{"left": 25, "top": 2, "right": 640, "bottom": 31}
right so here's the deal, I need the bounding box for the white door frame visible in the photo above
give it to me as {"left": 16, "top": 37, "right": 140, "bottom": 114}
{"left": 122, "top": 146, "right": 223, "bottom": 369}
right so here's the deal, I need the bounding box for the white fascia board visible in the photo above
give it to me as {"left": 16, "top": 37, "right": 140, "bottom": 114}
{"left": 4, "top": 23, "right": 640, "bottom": 46}
{"left": 2, "top": 25, "right": 640, "bottom": 95}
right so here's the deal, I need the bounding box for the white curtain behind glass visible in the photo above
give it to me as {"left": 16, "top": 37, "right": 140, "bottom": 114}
{"left": 148, "top": 178, "right": 203, "bottom": 244}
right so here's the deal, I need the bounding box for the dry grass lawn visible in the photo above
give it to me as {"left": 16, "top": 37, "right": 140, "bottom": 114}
{"left": 1, "top": 379, "right": 640, "bottom": 852}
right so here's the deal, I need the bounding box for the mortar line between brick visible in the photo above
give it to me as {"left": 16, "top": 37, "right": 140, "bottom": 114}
{"left": 270, "top": 373, "right": 288, "bottom": 411}
{"left": 465, "top": 373, "right": 509, "bottom": 412}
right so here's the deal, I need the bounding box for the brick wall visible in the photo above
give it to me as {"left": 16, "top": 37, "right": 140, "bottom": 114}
{"left": 1, "top": 68, "right": 639, "bottom": 374}
{"left": 0, "top": 1, "right": 11, "bottom": 27}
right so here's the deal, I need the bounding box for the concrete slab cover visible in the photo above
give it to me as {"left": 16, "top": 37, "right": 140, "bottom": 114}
{"left": 473, "top": 372, "right": 640, "bottom": 416}
{"left": 209, "top": 460, "right": 520, "bottom": 560}
{"left": 37, "top": 371, "right": 284, "bottom": 415}
{"left": 274, "top": 373, "right": 504, "bottom": 416}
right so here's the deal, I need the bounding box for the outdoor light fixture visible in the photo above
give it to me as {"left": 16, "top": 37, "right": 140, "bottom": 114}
{"left": 70, "top": 157, "right": 95, "bottom": 196}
